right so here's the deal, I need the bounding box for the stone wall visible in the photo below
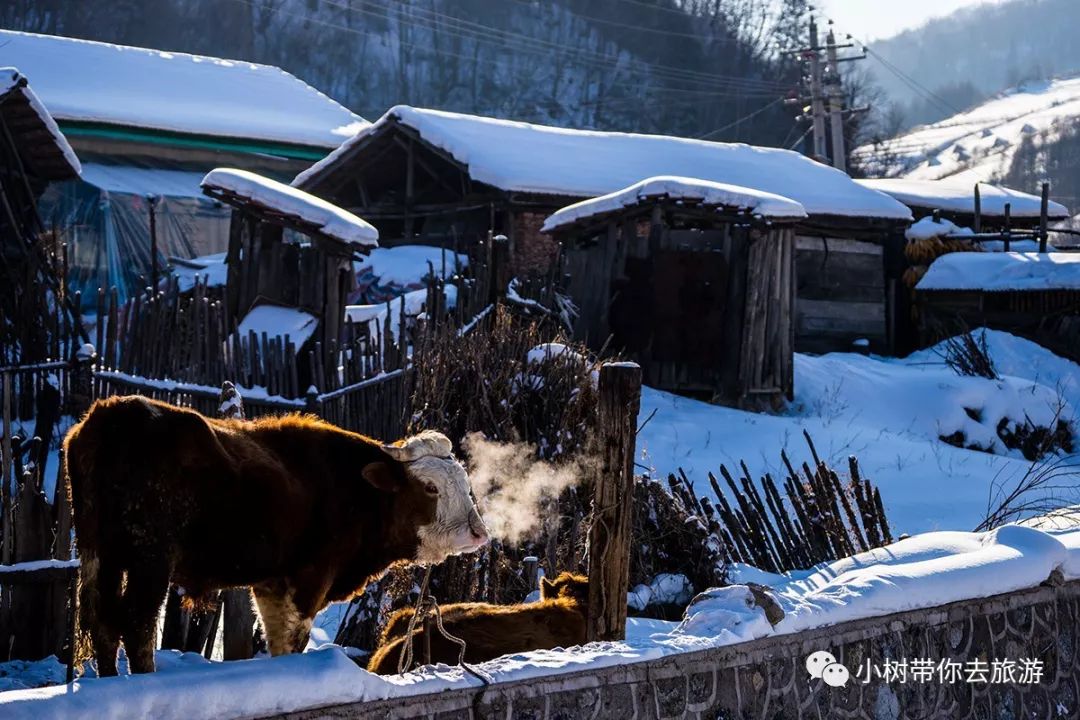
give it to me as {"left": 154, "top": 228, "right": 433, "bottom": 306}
{"left": 278, "top": 580, "right": 1080, "bottom": 720}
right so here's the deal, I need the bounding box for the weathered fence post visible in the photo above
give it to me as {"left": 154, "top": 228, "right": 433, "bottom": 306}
{"left": 523, "top": 556, "right": 539, "bottom": 594}
{"left": 218, "top": 382, "right": 259, "bottom": 661}
{"left": 68, "top": 343, "right": 96, "bottom": 419}
{"left": 586, "top": 362, "right": 641, "bottom": 643}
{"left": 1039, "top": 181, "right": 1050, "bottom": 253}
{"left": 489, "top": 234, "right": 510, "bottom": 305}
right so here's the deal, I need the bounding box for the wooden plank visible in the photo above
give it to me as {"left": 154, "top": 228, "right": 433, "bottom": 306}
{"left": 795, "top": 235, "right": 885, "bottom": 255}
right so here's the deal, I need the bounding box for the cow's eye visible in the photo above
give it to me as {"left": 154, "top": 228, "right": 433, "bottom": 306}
{"left": 424, "top": 481, "right": 439, "bottom": 495}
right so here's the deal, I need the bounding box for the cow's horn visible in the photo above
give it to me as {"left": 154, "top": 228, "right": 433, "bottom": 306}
{"left": 385, "top": 430, "right": 453, "bottom": 461}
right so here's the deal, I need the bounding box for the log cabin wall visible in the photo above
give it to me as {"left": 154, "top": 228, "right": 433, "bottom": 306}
{"left": 917, "top": 288, "right": 1080, "bottom": 362}
{"left": 794, "top": 235, "right": 888, "bottom": 353}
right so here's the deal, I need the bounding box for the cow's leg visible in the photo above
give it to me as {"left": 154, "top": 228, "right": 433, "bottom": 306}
{"left": 252, "top": 581, "right": 302, "bottom": 656}
{"left": 79, "top": 553, "right": 124, "bottom": 677}
{"left": 290, "top": 575, "right": 333, "bottom": 653}
{"left": 122, "top": 561, "right": 171, "bottom": 673}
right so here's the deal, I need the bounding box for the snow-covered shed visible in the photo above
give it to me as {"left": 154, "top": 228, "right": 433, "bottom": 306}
{"left": 856, "top": 177, "right": 1069, "bottom": 231}
{"left": 2, "top": 29, "right": 367, "bottom": 302}
{"left": 294, "top": 105, "right": 915, "bottom": 353}
{"left": 0, "top": 68, "right": 83, "bottom": 367}
{"left": 544, "top": 176, "right": 805, "bottom": 406}
{"left": 915, "top": 252, "right": 1080, "bottom": 360}
{"left": 201, "top": 169, "right": 378, "bottom": 371}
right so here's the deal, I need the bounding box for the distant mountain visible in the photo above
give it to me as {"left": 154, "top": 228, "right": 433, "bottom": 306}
{"left": 868, "top": 0, "right": 1080, "bottom": 128}
{"left": 853, "top": 75, "right": 1080, "bottom": 209}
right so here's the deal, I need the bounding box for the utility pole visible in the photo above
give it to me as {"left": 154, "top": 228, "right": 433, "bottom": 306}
{"left": 786, "top": 17, "right": 866, "bottom": 170}
{"left": 807, "top": 18, "right": 828, "bottom": 163}
{"left": 825, "top": 24, "right": 847, "bottom": 173}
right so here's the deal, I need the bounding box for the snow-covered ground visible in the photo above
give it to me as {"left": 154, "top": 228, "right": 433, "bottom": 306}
{"left": 637, "top": 329, "right": 1080, "bottom": 534}
{"left": 5, "top": 519, "right": 1080, "bottom": 720}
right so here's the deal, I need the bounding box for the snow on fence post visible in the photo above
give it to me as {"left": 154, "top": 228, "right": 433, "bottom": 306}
{"left": 586, "top": 362, "right": 641, "bottom": 643}
{"left": 219, "top": 381, "right": 258, "bottom": 661}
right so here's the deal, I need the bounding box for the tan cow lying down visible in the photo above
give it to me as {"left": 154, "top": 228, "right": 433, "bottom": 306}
{"left": 64, "top": 395, "right": 489, "bottom": 676}
{"left": 367, "top": 572, "right": 589, "bottom": 674}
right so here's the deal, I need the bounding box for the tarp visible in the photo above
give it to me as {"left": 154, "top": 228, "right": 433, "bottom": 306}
{"left": 38, "top": 162, "right": 231, "bottom": 302}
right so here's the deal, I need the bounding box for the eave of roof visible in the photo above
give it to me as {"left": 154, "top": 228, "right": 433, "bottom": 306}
{"left": 60, "top": 121, "right": 330, "bottom": 162}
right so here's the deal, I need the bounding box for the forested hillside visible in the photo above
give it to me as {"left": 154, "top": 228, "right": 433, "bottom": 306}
{"left": 1, "top": 0, "right": 812, "bottom": 146}
{"left": 869, "top": 0, "right": 1080, "bottom": 128}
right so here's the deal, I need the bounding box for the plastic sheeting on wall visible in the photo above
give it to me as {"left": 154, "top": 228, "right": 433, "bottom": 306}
{"left": 38, "top": 162, "right": 231, "bottom": 304}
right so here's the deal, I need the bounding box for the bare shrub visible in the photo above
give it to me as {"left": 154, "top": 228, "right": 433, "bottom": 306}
{"left": 939, "top": 328, "right": 998, "bottom": 380}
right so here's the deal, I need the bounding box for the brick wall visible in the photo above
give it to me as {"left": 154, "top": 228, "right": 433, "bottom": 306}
{"left": 512, "top": 211, "right": 559, "bottom": 276}
{"left": 276, "top": 580, "right": 1080, "bottom": 720}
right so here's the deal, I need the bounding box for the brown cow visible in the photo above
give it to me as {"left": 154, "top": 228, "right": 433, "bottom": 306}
{"left": 64, "top": 395, "right": 489, "bottom": 676}
{"left": 366, "top": 572, "right": 589, "bottom": 674}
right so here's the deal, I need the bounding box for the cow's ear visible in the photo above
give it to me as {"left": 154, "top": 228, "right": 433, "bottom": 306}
{"left": 540, "top": 576, "right": 556, "bottom": 598}
{"left": 362, "top": 462, "right": 401, "bottom": 493}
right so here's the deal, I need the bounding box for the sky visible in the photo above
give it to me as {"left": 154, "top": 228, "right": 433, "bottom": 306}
{"left": 818, "top": 0, "right": 1005, "bottom": 42}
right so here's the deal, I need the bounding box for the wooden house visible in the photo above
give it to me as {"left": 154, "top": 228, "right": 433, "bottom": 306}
{"left": 0, "top": 30, "right": 367, "bottom": 302}
{"left": 544, "top": 176, "right": 805, "bottom": 407}
{"left": 200, "top": 168, "right": 378, "bottom": 374}
{"left": 0, "top": 68, "right": 83, "bottom": 367}
{"left": 915, "top": 251, "right": 1080, "bottom": 360}
{"left": 295, "top": 105, "right": 914, "bottom": 355}
{"left": 857, "top": 178, "right": 1069, "bottom": 233}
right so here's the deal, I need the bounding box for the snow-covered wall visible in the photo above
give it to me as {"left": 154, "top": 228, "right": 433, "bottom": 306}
{"left": 284, "top": 580, "right": 1080, "bottom": 720}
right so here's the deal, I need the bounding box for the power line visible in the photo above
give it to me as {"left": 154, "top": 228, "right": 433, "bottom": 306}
{"left": 816, "top": 11, "right": 965, "bottom": 119}
{"left": 318, "top": 0, "right": 791, "bottom": 92}
{"left": 696, "top": 97, "right": 786, "bottom": 140}
{"left": 505, "top": 0, "right": 747, "bottom": 44}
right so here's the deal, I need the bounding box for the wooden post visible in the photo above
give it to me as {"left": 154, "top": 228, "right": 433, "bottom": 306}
{"left": 148, "top": 195, "right": 159, "bottom": 292}
{"left": 218, "top": 381, "right": 258, "bottom": 661}
{"left": 523, "top": 556, "right": 539, "bottom": 594}
{"left": 1039, "top": 182, "right": 1050, "bottom": 253}
{"left": 1003, "top": 203, "right": 1012, "bottom": 252}
{"left": 489, "top": 234, "right": 510, "bottom": 305}
{"left": 586, "top": 362, "right": 641, "bottom": 643}
{"left": 2, "top": 372, "right": 12, "bottom": 566}
{"left": 973, "top": 184, "right": 982, "bottom": 234}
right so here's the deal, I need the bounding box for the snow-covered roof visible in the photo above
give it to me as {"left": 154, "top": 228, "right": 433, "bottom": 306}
{"left": 237, "top": 305, "right": 319, "bottom": 347}
{"left": 853, "top": 76, "right": 1080, "bottom": 182}
{"left": 857, "top": 178, "right": 1069, "bottom": 218}
{"left": 201, "top": 169, "right": 378, "bottom": 248}
{"left": 904, "top": 216, "right": 974, "bottom": 241}
{"left": 541, "top": 175, "right": 807, "bottom": 233}
{"left": 917, "top": 251, "right": 1080, "bottom": 291}
{"left": 297, "top": 105, "right": 912, "bottom": 222}
{"left": 80, "top": 163, "right": 212, "bottom": 199}
{"left": 0, "top": 30, "right": 366, "bottom": 149}
{"left": 0, "top": 67, "right": 80, "bottom": 180}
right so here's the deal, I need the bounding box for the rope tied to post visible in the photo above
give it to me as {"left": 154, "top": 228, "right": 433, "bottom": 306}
{"left": 395, "top": 566, "right": 494, "bottom": 689}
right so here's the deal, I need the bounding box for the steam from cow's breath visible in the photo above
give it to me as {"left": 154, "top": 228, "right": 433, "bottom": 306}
{"left": 464, "top": 433, "right": 584, "bottom": 545}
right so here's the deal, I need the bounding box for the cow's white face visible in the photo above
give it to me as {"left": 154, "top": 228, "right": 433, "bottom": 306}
{"left": 385, "top": 431, "right": 490, "bottom": 564}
